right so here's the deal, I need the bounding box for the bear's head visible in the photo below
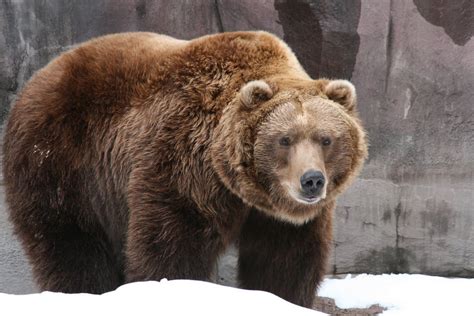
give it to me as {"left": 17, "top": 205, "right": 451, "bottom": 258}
{"left": 212, "top": 79, "right": 367, "bottom": 225}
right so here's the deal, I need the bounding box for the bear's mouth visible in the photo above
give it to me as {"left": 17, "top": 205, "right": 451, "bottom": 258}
{"left": 282, "top": 183, "right": 325, "bottom": 205}
{"left": 297, "top": 196, "right": 322, "bottom": 205}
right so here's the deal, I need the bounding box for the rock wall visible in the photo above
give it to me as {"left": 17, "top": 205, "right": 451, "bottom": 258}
{"left": 0, "top": 0, "right": 472, "bottom": 293}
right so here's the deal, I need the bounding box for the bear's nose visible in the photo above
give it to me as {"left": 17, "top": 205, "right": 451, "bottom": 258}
{"left": 300, "top": 170, "right": 325, "bottom": 196}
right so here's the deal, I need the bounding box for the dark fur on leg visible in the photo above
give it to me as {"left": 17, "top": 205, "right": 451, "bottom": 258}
{"left": 238, "top": 208, "right": 333, "bottom": 307}
{"left": 125, "top": 202, "right": 222, "bottom": 282}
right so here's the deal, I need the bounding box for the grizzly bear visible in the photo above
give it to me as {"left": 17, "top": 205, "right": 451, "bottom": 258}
{"left": 3, "top": 31, "right": 367, "bottom": 307}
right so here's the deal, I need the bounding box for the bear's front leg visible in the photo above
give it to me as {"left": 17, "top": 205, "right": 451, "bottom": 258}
{"left": 125, "top": 190, "right": 222, "bottom": 282}
{"left": 238, "top": 208, "right": 333, "bottom": 308}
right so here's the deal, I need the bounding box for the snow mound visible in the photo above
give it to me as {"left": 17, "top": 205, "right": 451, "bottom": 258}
{"left": 0, "top": 279, "right": 323, "bottom": 316}
{"left": 319, "top": 273, "right": 474, "bottom": 315}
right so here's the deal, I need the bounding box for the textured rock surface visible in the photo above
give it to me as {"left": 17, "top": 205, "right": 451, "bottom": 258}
{"left": 0, "top": 0, "right": 473, "bottom": 294}
{"left": 340, "top": 0, "right": 474, "bottom": 277}
{"left": 0, "top": 183, "right": 36, "bottom": 294}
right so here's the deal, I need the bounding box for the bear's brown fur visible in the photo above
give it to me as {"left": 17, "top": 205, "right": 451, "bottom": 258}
{"left": 3, "top": 31, "right": 367, "bottom": 307}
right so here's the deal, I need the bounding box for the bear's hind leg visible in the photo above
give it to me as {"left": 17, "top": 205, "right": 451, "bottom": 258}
{"left": 237, "top": 209, "right": 332, "bottom": 308}
{"left": 13, "top": 214, "right": 123, "bottom": 294}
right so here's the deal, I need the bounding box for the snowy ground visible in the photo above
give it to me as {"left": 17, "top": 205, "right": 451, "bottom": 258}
{"left": 319, "top": 274, "right": 474, "bottom": 315}
{"left": 1, "top": 274, "right": 473, "bottom": 315}
{"left": 0, "top": 279, "right": 322, "bottom": 316}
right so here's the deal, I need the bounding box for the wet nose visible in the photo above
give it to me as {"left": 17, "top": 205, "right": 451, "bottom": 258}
{"left": 300, "top": 170, "right": 325, "bottom": 196}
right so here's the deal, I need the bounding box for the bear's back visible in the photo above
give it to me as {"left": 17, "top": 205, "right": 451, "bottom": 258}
{"left": 4, "top": 32, "right": 184, "bottom": 148}
{"left": 29, "top": 32, "right": 187, "bottom": 118}
{"left": 6, "top": 31, "right": 303, "bottom": 140}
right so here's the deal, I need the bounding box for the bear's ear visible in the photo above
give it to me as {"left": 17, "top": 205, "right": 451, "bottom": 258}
{"left": 239, "top": 80, "right": 274, "bottom": 109}
{"left": 324, "top": 80, "right": 357, "bottom": 112}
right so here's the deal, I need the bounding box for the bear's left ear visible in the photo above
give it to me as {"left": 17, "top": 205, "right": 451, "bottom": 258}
{"left": 324, "top": 80, "right": 357, "bottom": 112}
{"left": 239, "top": 80, "right": 274, "bottom": 109}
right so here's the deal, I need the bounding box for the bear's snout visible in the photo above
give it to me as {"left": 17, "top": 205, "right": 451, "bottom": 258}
{"left": 300, "top": 170, "right": 325, "bottom": 198}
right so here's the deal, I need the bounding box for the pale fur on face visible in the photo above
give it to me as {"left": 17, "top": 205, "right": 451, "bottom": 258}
{"left": 254, "top": 94, "right": 356, "bottom": 224}
{"left": 227, "top": 78, "right": 365, "bottom": 226}
{"left": 277, "top": 138, "right": 328, "bottom": 205}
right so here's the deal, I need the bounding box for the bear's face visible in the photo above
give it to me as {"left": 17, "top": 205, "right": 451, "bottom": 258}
{"left": 212, "top": 79, "right": 367, "bottom": 225}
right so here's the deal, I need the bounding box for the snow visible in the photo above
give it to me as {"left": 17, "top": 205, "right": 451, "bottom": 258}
{"left": 319, "top": 273, "right": 474, "bottom": 315}
{"left": 0, "top": 279, "right": 323, "bottom": 316}
{"left": 2, "top": 274, "right": 474, "bottom": 315}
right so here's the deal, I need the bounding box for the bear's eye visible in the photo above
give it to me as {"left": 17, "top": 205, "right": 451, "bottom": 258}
{"left": 322, "top": 137, "right": 332, "bottom": 146}
{"left": 279, "top": 136, "right": 291, "bottom": 147}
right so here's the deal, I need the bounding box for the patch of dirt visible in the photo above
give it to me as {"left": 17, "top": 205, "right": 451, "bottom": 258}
{"left": 313, "top": 296, "right": 386, "bottom": 315}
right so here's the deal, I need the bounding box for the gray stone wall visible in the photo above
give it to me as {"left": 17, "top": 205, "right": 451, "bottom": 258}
{"left": 1, "top": 0, "right": 473, "bottom": 294}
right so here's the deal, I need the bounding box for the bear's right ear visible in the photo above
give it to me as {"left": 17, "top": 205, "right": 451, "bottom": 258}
{"left": 239, "top": 80, "right": 274, "bottom": 109}
{"left": 323, "top": 80, "right": 357, "bottom": 113}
